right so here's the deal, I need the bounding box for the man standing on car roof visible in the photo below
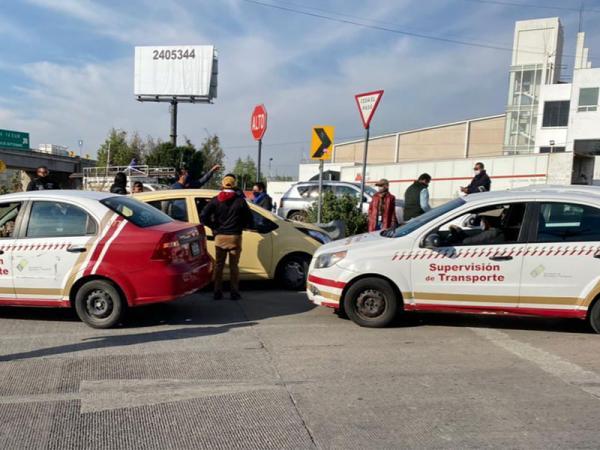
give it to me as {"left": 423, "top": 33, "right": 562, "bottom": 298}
{"left": 201, "top": 174, "right": 252, "bottom": 301}
{"left": 368, "top": 178, "right": 398, "bottom": 232}
{"left": 26, "top": 166, "right": 60, "bottom": 191}
{"left": 171, "top": 164, "right": 221, "bottom": 189}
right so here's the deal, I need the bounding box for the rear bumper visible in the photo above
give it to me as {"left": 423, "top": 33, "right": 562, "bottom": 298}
{"left": 130, "top": 257, "right": 213, "bottom": 306}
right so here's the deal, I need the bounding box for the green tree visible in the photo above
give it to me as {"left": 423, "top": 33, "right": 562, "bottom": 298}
{"left": 232, "top": 156, "right": 266, "bottom": 191}
{"left": 96, "top": 129, "right": 140, "bottom": 167}
{"left": 198, "top": 135, "right": 225, "bottom": 188}
{"left": 307, "top": 191, "right": 368, "bottom": 236}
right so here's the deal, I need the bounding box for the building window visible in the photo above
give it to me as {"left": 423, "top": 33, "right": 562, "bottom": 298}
{"left": 542, "top": 101, "right": 570, "bottom": 127}
{"left": 578, "top": 88, "right": 598, "bottom": 112}
{"left": 539, "top": 146, "right": 565, "bottom": 153}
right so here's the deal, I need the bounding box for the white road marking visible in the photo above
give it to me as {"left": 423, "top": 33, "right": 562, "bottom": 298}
{"left": 0, "top": 379, "right": 284, "bottom": 413}
{"left": 471, "top": 328, "right": 600, "bottom": 399}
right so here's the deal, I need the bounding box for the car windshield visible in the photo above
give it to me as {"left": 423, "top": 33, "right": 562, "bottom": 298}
{"left": 101, "top": 196, "right": 173, "bottom": 228}
{"left": 383, "top": 198, "right": 466, "bottom": 238}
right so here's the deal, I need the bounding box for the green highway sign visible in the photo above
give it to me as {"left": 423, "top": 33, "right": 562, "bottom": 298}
{"left": 0, "top": 129, "right": 30, "bottom": 150}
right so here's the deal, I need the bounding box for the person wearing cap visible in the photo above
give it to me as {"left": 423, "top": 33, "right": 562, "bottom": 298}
{"left": 403, "top": 173, "right": 432, "bottom": 221}
{"left": 171, "top": 164, "right": 221, "bottom": 189}
{"left": 368, "top": 178, "right": 398, "bottom": 232}
{"left": 200, "top": 173, "right": 252, "bottom": 300}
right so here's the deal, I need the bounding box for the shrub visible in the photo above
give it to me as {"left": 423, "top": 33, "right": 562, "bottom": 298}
{"left": 307, "top": 191, "right": 368, "bottom": 237}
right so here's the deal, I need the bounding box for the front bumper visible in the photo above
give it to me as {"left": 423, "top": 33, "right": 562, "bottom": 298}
{"left": 306, "top": 266, "right": 356, "bottom": 309}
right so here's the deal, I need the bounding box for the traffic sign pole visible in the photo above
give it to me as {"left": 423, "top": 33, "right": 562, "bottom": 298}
{"left": 354, "top": 90, "right": 384, "bottom": 214}
{"left": 257, "top": 138, "right": 262, "bottom": 182}
{"left": 317, "top": 159, "right": 324, "bottom": 223}
{"left": 309, "top": 125, "right": 335, "bottom": 224}
{"left": 359, "top": 126, "right": 370, "bottom": 213}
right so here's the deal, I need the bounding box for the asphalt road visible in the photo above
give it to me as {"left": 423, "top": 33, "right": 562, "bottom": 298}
{"left": 1, "top": 286, "right": 600, "bottom": 449}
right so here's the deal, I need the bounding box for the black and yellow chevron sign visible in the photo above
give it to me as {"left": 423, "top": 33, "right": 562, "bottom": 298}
{"left": 311, "top": 126, "right": 335, "bottom": 160}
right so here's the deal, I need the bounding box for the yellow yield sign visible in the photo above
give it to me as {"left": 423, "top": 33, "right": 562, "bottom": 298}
{"left": 310, "top": 126, "right": 334, "bottom": 160}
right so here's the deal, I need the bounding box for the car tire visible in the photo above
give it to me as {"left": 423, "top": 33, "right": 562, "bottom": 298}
{"left": 278, "top": 254, "right": 311, "bottom": 290}
{"left": 589, "top": 299, "right": 600, "bottom": 333}
{"left": 343, "top": 278, "right": 399, "bottom": 328}
{"left": 74, "top": 280, "right": 125, "bottom": 329}
{"left": 288, "top": 211, "right": 308, "bottom": 222}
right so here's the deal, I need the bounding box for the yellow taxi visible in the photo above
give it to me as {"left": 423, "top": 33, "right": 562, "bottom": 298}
{"left": 134, "top": 189, "right": 330, "bottom": 290}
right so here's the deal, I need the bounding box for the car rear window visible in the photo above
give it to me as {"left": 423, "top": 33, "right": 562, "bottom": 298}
{"left": 101, "top": 196, "right": 173, "bottom": 228}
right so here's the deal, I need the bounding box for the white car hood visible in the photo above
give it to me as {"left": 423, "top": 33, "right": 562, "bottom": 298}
{"left": 314, "top": 230, "right": 404, "bottom": 256}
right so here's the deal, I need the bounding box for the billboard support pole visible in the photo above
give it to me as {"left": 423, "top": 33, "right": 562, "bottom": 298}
{"left": 257, "top": 138, "right": 262, "bottom": 182}
{"left": 359, "top": 126, "right": 370, "bottom": 213}
{"left": 170, "top": 100, "right": 178, "bottom": 147}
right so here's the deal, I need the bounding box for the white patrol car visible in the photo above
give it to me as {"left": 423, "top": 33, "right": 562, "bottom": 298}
{"left": 307, "top": 185, "right": 600, "bottom": 332}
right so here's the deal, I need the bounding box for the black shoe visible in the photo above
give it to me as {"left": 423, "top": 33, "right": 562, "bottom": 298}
{"left": 230, "top": 292, "right": 241, "bottom": 301}
{"left": 213, "top": 291, "right": 223, "bottom": 300}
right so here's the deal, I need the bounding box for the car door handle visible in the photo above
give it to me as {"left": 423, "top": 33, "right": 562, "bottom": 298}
{"left": 66, "top": 247, "right": 87, "bottom": 253}
{"left": 489, "top": 256, "right": 513, "bottom": 261}
{"left": 595, "top": 254, "right": 600, "bottom": 259}
{"left": 0, "top": 250, "right": 4, "bottom": 255}
{"left": 206, "top": 236, "right": 214, "bottom": 241}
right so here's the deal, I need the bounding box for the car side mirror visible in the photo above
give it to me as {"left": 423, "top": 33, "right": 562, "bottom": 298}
{"left": 423, "top": 233, "right": 441, "bottom": 249}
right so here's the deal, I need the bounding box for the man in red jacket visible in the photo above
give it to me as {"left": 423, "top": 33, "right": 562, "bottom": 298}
{"left": 368, "top": 178, "right": 398, "bottom": 232}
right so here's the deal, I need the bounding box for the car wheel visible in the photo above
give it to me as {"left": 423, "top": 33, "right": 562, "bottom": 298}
{"left": 74, "top": 280, "right": 125, "bottom": 329}
{"left": 279, "top": 254, "right": 310, "bottom": 290}
{"left": 589, "top": 299, "right": 600, "bottom": 333}
{"left": 343, "top": 278, "right": 399, "bottom": 328}
{"left": 288, "top": 211, "right": 308, "bottom": 222}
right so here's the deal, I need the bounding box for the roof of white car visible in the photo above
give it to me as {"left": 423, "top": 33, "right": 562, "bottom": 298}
{"left": 0, "top": 190, "right": 115, "bottom": 202}
{"left": 464, "top": 185, "right": 600, "bottom": 203}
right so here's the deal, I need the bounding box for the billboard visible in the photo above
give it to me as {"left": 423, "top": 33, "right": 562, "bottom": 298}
{"left": 0, "top": 129, "right": 29, "bottom": 150}
{"left": 134, "top": 45, "right": 218, "bottom": 99}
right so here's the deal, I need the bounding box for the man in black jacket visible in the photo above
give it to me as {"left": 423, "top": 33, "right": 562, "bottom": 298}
{"left": 26, "top": 166, "right": 60, "bottom": 191}
{"left": 251, "top": 182, "right": 273, "bottom": 211}
{"left": 201, "top": 174, "right": 252, "bottom": 300}
{"left": 461, "top": 162, "right": 491, "bottom": 194}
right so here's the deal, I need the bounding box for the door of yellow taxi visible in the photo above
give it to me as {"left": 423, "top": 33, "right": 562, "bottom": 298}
{"left": 192, "top": 196, "right": 273, "bottom": 280}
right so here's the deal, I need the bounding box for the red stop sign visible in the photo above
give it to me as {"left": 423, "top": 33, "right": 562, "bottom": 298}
{"left": 251, "top": 104, "right": 267, "bottom": 141}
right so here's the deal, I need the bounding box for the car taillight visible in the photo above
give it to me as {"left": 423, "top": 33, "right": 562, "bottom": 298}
{"left": 152, "top": 232, "right": 182, "bottom": 262}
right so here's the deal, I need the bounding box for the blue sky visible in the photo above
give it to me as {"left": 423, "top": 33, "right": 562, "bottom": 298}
{"left": 1, "top": 0, "right": 600, "bottom": 175}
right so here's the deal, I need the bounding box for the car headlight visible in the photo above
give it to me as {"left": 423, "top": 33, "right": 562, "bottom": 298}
{"left": 297, "top": 228, "right": 332, "bottom": 244}
{"left": 314, "top": 250, "right": 347, "bottom": 269}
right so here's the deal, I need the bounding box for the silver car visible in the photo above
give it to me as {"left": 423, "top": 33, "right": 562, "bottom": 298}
{"left": 278, "top": 181, "right": 404, "bottom": 223}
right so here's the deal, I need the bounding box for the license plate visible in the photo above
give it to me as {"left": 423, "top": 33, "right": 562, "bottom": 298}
{"left": 190, "top": 241, "right": 200, "bottom": 257}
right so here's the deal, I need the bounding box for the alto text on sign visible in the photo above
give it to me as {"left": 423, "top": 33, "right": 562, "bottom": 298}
{"left": 251, "top": 105, "right": 268, "bottom": 141}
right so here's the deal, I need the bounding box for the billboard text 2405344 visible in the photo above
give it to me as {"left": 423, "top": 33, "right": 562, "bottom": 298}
{"left": 134, "top": 45, "right": 218, "bottom": 100}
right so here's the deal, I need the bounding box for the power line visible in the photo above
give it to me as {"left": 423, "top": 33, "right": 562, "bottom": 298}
{"left": 241, "top": 0, "right": 516, "bottom": 53}
{"left": 240, "top": 0, "right": 598, "bottom": 59}
{"left": 462, "top": 0, "right": 600, "bottom": 14}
